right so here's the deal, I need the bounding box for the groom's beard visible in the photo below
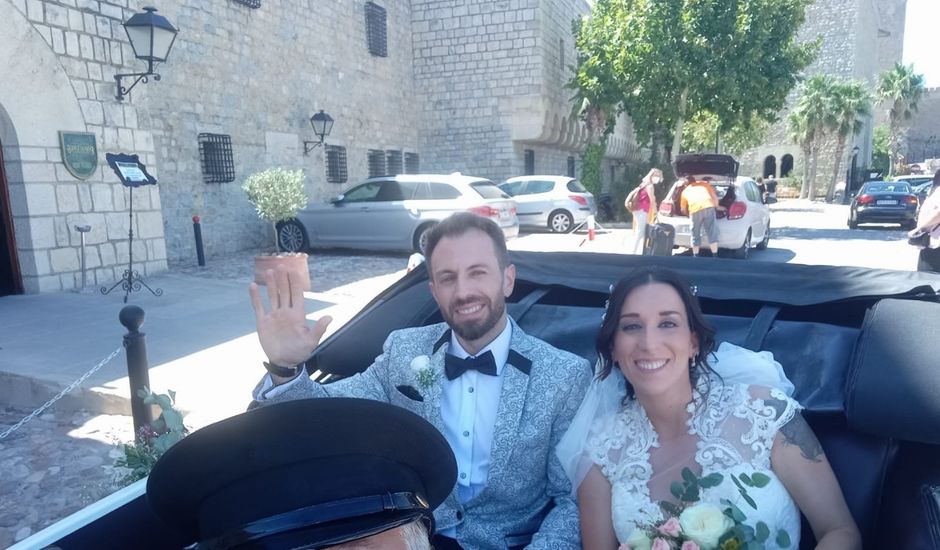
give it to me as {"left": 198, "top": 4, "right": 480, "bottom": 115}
{"left": 444, "top": 296, "right": 506, "bottom": 343}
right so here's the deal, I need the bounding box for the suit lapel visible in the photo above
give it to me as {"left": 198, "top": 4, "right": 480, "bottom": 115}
{"left": 420, "top": 329, "right": 449, "bottom": 434}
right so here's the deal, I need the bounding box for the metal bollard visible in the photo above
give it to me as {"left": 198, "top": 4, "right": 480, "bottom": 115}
{"left": 193, "top": 215, "right": 206, "bottom": 267}
{"left": 120, "top": 305, "right": 153, "bottom": 435}
{"left": 74, "top": 224, "right": 92, "bottom": 291}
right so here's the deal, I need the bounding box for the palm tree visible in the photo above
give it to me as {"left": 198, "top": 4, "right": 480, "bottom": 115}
{"left": 877, "top": 63, "right": 926, "bottom": 177}
{"left": 825, "top": 81, "right": 872, "bottom": 202}
{"left": 789, "top": 75, "right": 836, "bottom": 199}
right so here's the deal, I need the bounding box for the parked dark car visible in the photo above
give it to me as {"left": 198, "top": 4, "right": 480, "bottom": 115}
{"left": 847, "top": 181, "right": 919, "bottom": 229}
{"left": 16, "top": 254, "right": 940, "bottom": 550}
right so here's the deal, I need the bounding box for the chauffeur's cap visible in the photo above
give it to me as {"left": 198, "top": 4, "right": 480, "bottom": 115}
{"left": 146, "top": 398, "right": 457, "bottom": 549}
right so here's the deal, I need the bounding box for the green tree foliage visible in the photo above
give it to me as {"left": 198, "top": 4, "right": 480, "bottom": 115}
{"left": 114, "top": 389, "right": 189, "bottom": 486}
{"left": 871, "top": 125, "right": 890, "bottom": 174}
{"left": 877, "top": 63, "right": 926, "bottom": 177}
{"left": 682, "top": 111, "right": 770, "bottom": 156}
{"left": 571, "top": 0, "right": 817, "bottom": 159}
{"left": 581, "top": 140, "right": 608, "bottom": 199}
{"left": 824, "top": 80, "right": 871, "bottom": 201}
{"left": 243, "top": 168, "right": 308, "bottom": 252}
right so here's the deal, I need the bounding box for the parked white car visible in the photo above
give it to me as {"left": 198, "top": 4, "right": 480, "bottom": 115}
{"left": 498, "top": 176, "right": 596, "bottom": 233}
{"left": 658, "top": 154, "right": 771, "bottom": 259}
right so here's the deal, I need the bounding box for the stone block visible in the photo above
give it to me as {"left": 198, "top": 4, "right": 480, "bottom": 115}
{"left": 19, "top": 249, "right": 50, "bottom": 277}
{"left": 51, "top": 28, "right": 66, "bottom": 54}
{"left": 91, "top": 184, "right": 114, "bottom": 211}
{"left": 99, "top": 3, "right": 123, "bottom": 20}
{"left": 77, "top": 184, "right": 93, "bottom": 212}
{"left": 50, "top": 247, "right": 80, "bottom": 272}
{"left": 117, "top": 128, "right": 134, "bottom": 151}
{"left": 24, "top": 184, "right": 57, "bottom": 215}
{"left": 68, "top": 8, "right": 84, "bottom": 31}
{"left": 135, "top": 211, "right": 165, "bottom": 239}
{"left": 18, "top": 147, "right": 47, "bottom": 162}
{"left": 113, "top": 185, "right": 126, "bottom": 211}
{"left": 146, "top": 238, "right": 167, "bottom": 260}
{"left": 133, "top": 130, "right": 154, "bottom": 152}
{"left": 83, "top": 245, "right": 101, "bottom": 269}
{"left": 54, "top": 216, "right": 71, "bottom": 246}
{"left": 98, "top": 242, "right": 116, "bottom": 266}
{"left": 79, "top": 33, "right": 94, "bottom": 59}
{"left": 87, "top": 62, "right": 103, "bottom": 82}
{"left": 78, "top": 100, "right": 104, "bottom": 125}
{"left": 56, "top": 184, "right": 80, "bottom": 213}
{"left": 22, "top": 163, "right": 57, "bottom": 184}
{"left": 105, "top": 212, "right": 130, "bottom": 240}
{"left": 96, "top": 16, "right": 111, "bottom": 39}
{"left": 104, "top": 102, "right": 125, "bottom": 126}
{"left": 68, "top": 212, "right": 106, "bottom": 245}
{"left": 37, "top": 275, "right": 62, "bottom": 293}
{"left": 25, "top": 0, "right": 42, "bottom": 21}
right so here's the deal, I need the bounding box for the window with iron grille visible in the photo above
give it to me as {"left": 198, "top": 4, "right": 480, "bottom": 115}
{"left": 567, "top": 156, "right": 576, "bottom": 177}
{"left": 386, "top": 149, "right": 403, "bottom": 175}
{"left": 365, "top": 2, "right": 387, "bottom": 57}
{"left": 231, "top": 0, "right": 261, "bottom": 8}
{"left": 404, "top": 152, "right": 420, "bottom": 174}
{"left": 524, "top": 149, "right": 535, "bottom": 175}
{"left": 368, "top": 149, "right": 386, "bottom": 177}
{"left": 198, "top": 133, "right": 236, "bottom": 183}
{"left": 325, "top": 145, "right": 348, "bottom": 184}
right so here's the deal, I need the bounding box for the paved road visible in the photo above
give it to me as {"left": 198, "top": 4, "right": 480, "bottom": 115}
{"left": 0, "top": 199, "right": 923, "bottom": 546}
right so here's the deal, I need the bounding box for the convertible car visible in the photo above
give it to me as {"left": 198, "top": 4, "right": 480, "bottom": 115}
{"left": 17, "top": 252, "right": 940, "bottom": 549}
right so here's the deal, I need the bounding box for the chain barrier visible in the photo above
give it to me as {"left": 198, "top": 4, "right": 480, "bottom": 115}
{"left": 0, "top": 345, "right": 124, "bottom": 440}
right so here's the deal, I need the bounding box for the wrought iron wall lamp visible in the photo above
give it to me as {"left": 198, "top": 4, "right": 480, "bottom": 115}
{"left": 304, "top": 110, "right": 335, "bottom": 154}
{"left": 114, "top": 7, "right": 179, "bottom": 101}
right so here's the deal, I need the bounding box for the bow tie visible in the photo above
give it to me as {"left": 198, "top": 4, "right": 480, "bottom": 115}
{"left": 444, "top": 351, "right": 498, "bottom": 381}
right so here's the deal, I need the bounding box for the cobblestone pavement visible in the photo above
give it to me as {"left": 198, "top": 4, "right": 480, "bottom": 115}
{"left": 0, "top": 249, "right": 410, "bottom": 548}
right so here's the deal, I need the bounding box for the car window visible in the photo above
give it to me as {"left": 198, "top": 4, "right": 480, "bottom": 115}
{"left": 743, "top": 181, "right": 760, "bottom": 202}
{"left": 499, "top": 181, "right": 524, "bottom": 196}
{"left": 712, "top": 184, "right": 729, "bottom": 199}
{"left": 429, "top": 182, "right": 461, "bottom": 200}
{"left": 567, "top": 179, "right": 588, "bottom": 193}
{"left": 375, "top": 181, "right": 411, "bottom": 201}
{"left": 526, "top": 180, "right": 554, "bottom": 194}
{"left": 413, "top": 181, "right": 432, "bottom": 200}
{"left": 341, "top": 181, "right": 383, "bottom": 203}
{"left": 469, "top": 181, "right": 509, "bottom": 199}
{"left": 864, "top": 183, "right": 911, "bottom": 194}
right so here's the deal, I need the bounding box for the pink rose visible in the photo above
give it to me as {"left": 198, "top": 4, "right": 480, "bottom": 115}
{"left": 681, "top": 542, "right": 701, "bottom": 550}
{"left": 658, "top": 517, "right": 682, "bottom": 537}
{"left": 652, "top": 538, "right": 670, "bottom": 550}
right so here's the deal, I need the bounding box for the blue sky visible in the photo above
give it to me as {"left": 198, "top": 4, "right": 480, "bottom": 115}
{"left": 903, "top": 0, "right": 938, "bottom": 88}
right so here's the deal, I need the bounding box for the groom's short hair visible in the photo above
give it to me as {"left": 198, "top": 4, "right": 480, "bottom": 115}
{"left": 425, "top": 212, "right": 510, "bottom": 272}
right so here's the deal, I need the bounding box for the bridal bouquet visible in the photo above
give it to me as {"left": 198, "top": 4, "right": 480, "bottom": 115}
{"left": 620, "top": 468, "right": 791, "bottom": 550}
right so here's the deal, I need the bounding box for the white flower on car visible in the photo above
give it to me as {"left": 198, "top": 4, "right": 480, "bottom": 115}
{"left": 410, "top": 355, "right": 437, "bottom": 390}
{"left": 678, "top": 503, "right": 733, "bottom": 550}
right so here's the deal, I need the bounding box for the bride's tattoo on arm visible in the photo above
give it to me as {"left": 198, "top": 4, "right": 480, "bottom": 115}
{"left": 767, "top": 399, "right": 824, "bottom": 462}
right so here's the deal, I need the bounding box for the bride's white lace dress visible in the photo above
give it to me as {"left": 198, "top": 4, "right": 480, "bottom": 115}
{"left": 585, "top": 378, "right": 801, "bottom": 549}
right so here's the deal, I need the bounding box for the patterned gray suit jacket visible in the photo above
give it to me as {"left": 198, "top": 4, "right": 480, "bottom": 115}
{"left": 251, "top": 317, "right": 591, "bottom": 549}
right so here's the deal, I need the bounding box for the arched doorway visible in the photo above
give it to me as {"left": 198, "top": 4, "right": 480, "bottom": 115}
{"left": 781, "top": 154, "right": 794, "bottom": 177}
{"left": 763, "top": 155, "right": 777, "bottom": 178}
{"left": 0, "top": 139, "right": 23, "bottom": 295}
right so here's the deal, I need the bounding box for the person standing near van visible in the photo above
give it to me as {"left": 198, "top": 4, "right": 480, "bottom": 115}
{"left": 680, "top": 175, "right": 721, "bottom": 257}
{"left": 625, "top": 169, "right": 661, "bottom": 254}
{"left": 909, "top": 169, "right": 940, "bottom": 273}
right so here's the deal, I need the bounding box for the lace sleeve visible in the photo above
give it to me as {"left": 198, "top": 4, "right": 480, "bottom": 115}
{"left": 747, "top": 384, "right": 803, "bottom": 433}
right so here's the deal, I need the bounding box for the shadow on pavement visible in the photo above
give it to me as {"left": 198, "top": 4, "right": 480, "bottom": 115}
{"left": 771, "top": 225, "right": 907, "bottom": 242}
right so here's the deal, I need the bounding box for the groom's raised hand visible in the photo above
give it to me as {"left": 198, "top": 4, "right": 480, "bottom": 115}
{"left": 249, "top": 265, "right": 332, "bottom": 373}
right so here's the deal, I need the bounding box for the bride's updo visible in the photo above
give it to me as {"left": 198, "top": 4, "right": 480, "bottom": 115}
{"left": 595, "top": 266, "right": 718, "bottom": 402}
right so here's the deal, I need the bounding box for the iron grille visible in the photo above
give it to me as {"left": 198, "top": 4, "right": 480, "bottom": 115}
{"left": 198, "top": 133, "right": 235, "bottom": 183}
{"left": 368, "top": 149, "right": 386, "bottom": 177}
{"left": 567, "top": 156, "right": 575, "bottom": 177}
{"left": 231, "top": 0, "right": 261, "bottom": 8}
{"left": 326, "top": 145, "right": 348, "bottom": 184}
{"left": 524, "top": 149, "right": 535, "bottom": 175}
{"left": 404, "top": 152, "right": 420, "bottom": 174}
{"left": 365, "top": 2, "right": 388, "bottom": 57}
{"left": 386, "top": 149, "right": 403, "bottom": 175}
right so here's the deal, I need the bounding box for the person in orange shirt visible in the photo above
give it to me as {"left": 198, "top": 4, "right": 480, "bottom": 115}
{"left": 679, "top": 176, "right": 721, "bottom": 257}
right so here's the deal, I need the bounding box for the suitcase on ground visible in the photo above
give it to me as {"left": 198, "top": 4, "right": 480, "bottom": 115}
{"left": 643, "top": 223, "right": 675, "bottom": 256}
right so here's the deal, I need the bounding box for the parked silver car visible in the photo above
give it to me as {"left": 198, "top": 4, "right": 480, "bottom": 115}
{"left": 278, "top": 174, "right": 519, "bottom": 253}
{"left": 498, "top": 176, "right": 596, "bottom": 233}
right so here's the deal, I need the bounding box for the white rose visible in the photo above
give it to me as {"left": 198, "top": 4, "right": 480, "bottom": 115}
{"left": 679, "top": 503, "right": 733, "bottom": 550}
{"left": 625, "top": 527, "right": 652, "bottom": 550}
{"left": 410, "top": 355, "right": 430, "bottom": 373}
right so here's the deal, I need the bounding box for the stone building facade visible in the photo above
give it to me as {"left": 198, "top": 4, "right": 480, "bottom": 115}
{"left": 1, "top": 0, "right": 625, "bottom": 295}
{"left": 738, "top": 0, "right": 907, "bottom": 189}
{"left": 905, "top": 87, "right": 940, "bottom": 166}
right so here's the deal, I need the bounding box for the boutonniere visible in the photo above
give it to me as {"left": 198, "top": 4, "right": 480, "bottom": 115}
{"left": 410, "top": 355, "right": 438, "bottom": 390}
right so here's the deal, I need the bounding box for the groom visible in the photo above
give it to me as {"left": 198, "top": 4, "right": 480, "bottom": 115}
{"left": 249, "top": 212, "right": 591, "bottom": 549}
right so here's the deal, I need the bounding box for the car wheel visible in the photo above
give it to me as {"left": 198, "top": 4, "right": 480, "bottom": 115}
{"left": 732, "top": 229, "right": 751, "bottom": 259}
{"left": 276, "top": 219, "right": 308, "bottom": 252}
{"left": 413, "top": 222, "right": 437, "bottom": 254}
{"left": 755, "top": 222, "right": 770, "bottom": 250}
{"left": 548, "top": 210, "right": 574, "bottom": 233}
{"left": 847, "top": 211, "right": 858, "bottom": 229}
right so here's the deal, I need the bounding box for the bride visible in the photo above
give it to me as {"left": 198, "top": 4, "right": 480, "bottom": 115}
{"left": 558, "top": 267, "right": 860, "bottom": 549}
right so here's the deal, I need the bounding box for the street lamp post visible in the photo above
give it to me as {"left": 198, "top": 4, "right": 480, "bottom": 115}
{"left": 114, "top": 7, "right": 178, "bottom": 101}
{"left": 845, "top": 145, "right": 860, "bottom": 205}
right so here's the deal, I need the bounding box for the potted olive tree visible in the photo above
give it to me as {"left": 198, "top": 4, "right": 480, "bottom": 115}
{"left": 243, "top": 168, "right": 311, "bottom": 290}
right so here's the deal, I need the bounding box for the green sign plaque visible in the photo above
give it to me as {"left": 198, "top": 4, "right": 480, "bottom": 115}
{"left": 59, "top": 131, "right": 98, "bottom": 180}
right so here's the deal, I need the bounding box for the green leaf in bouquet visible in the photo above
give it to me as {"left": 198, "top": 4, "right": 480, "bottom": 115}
{"left": 682, "top": 484, "right": 700, "bottom": 502}
{"left": 700, "top": 472, "right": 724, "bottom": 488}
{"left": 731, "top": 475, "right": 758, "bottom": 509}
{"left": 671, "top": 481, "right": 684, "bottom": 500}
{"left": 682, "top": 467, "right": 698, "bottom": 485}
{"left": 660, "top": 501, "right": 681, "bottom": 517}
{"left": 740, "top": 473, "right": 754, "bottom": 486}
{"left": 725, "top": 501, "right": 747, "bottom": 523}
{"left": 755, "top": 521, "right": 770, "bottom": 542}
{"left": 750, "top": 472, "right": 771, "bottom": 488}
{"left": 775, "top": 529, "right": 791, "bottom": 548}
{"left": 746, "top": 541, "right": 764, "bottom": 550}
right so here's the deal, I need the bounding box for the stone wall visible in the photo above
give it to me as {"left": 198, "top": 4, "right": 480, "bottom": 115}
{"left": 905, "top": 87, "right": 940, "bottom": 165}
{"left": 0, "top": 0, "right": 166, "bottom": 293}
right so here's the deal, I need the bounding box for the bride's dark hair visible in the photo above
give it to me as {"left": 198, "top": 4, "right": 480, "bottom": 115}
{"left": 595, "top": 266, "right": 718, "bottom": 403}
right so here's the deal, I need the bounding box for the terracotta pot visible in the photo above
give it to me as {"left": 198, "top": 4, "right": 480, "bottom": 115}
{"left": 253, "top": 253, "right": 311, "bottom": 291}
